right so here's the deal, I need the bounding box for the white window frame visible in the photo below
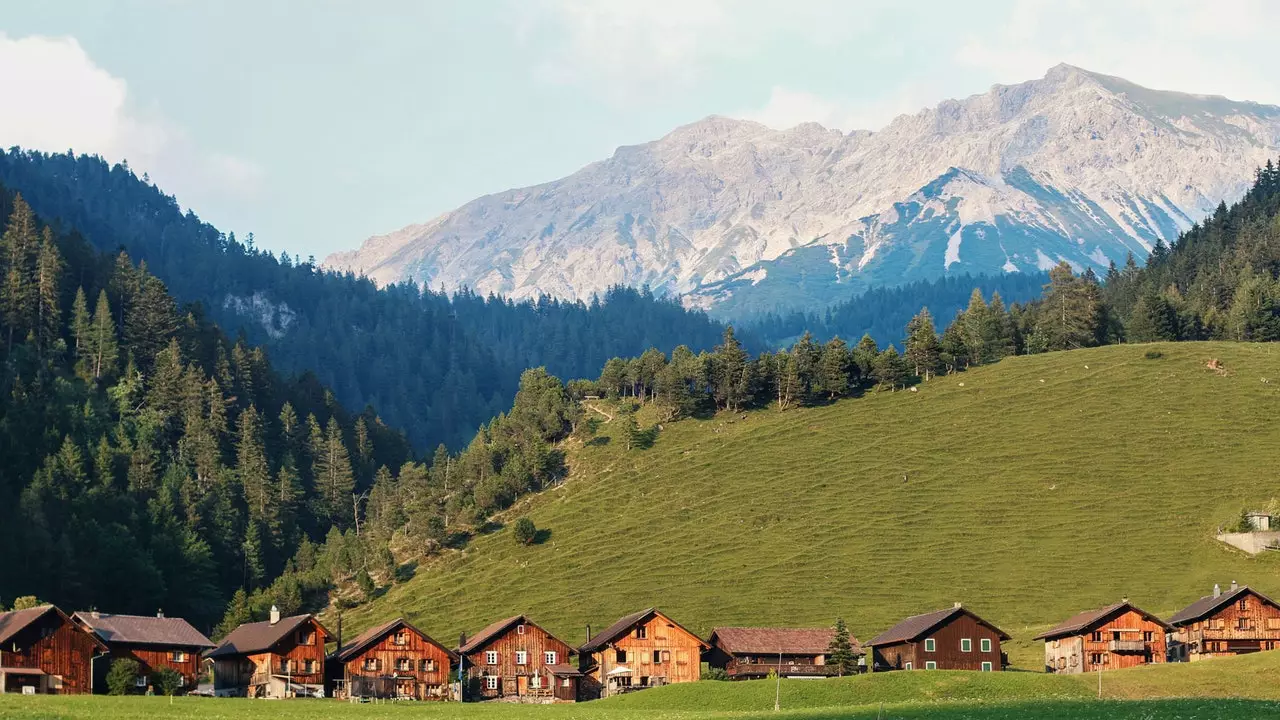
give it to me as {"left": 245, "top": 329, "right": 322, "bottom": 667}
{"left": 925, "top": 661, "right": 937, "bottom": 670}
{"left": 544, "top": 651, "right": 557, "bottom": 665}
{"left": 516, "top": 651, "right": 528, "bottom": 665}
{"left": 485, "top": 676, "right": 499, "bottom": 690}
{"left": 960, "top": 638, "right": 972, "bottom": 652}
{"left": 981, "top": 661, "right": 993, "bottom": 672}
{"left": 517, "top": 624, "right": 526, "bottom": 635}
{"left": 562, "top": 678, "right": 572, "bottom": 688}
{"left": 485, "top": 651, "right": 498, "bottom": 666}
{"left": 171, "top": 651, "right": 186, "bottom": 663}
{"left": 980, "top": 638, "right": 992, "bottom": 653}
{"left": 904, "top": 662, "right": 913, "bottom": 670}
{"left": 135, "top": 676, "right": 148, "bottom": 688}
{"left": 924, "top": 638, "right": 935, "bottom": 652}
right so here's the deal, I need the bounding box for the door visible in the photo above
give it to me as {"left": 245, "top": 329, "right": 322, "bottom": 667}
{"left": 517, "top": 675, "right": 527, "bottom": 695}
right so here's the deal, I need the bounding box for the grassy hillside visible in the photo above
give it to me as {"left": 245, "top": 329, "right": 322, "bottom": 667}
{"left": 340, "top": 342, "right": 1280, "bottom": 668}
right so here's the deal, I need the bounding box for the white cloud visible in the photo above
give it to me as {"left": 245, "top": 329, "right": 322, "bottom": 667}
{"left": 741, "top": 84, "right": 934, "bottom": 133}
{"left": 0, "top": 33, "right": 263, "bottom": 204}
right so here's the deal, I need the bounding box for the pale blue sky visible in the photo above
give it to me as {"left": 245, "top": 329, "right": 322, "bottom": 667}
{"left": 3, "top": 0, "right": 1278, "bottom": 259}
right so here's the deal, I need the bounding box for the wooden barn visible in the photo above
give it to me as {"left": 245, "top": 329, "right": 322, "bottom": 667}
{"left": 867, "top": 604, "right": 1009, "bottom": 672}
{"left": 205, "top": 607, "right": 331, "bottom": 698}
{"left": 1033, "top": 600, "right": 1169, "bottom": 673}
{"left": 73, "top": 611, "right": 214, "bottom": 693}
{"left": 328, "top": 617, "right": 456, "bottom": 701}
{"left": 706, "top": 626, "right": 862, "bottom": 679}
{"left": 578, "top": 608, "right": 708, "bottom": 698}
{"left": 1168, "top": 583, "right": 1280, "bottom": 661}
{"left": 457, "top": 615, "right": 578, "bottom": 703}
{"left": 0, "top": 605, "right": 106, "bottom": 695}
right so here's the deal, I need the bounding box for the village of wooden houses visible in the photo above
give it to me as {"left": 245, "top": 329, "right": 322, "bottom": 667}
{"left": 0, "top": 581, "right": 1277, "bottom": 702}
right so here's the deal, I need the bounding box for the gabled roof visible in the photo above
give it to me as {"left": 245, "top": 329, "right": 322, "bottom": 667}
{"left": 206, "top": 614, "right": 329, "bottom": 659}
{"left": 1033, "top": 602, "right": 1171, "bottom": 641}
{"left": 709, "top": 626, "right": 862, "bottom": 656}
{"left": 867, "top": 606, "right": 1010, "bottom": 647}
{"left": 1169, "top": 586, "right": 1280, "bottom": 626}
{"left": 73, "top": 612, "right": 214, "bottom": 649}
{"left": 580, "top": 608, "right": 709, "bottom": 653}
{"left": 458, "top": 615, "right": 570, "bottom": 655}
{"left": 330, "top": 617, "right": 457, "bottom": 662}
{"left": 0, "top": 605, "right": 106, "bottom": 650}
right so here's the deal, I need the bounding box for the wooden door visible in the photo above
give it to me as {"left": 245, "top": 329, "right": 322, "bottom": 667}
{"left": 517, "top": 675, "right": 527, "bottom": 695}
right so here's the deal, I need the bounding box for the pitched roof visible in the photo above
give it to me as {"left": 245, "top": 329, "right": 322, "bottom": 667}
{"left": 546, "top": 664, "right": 582, "bottom": 677}
{"left": 73, "top": 612, "right": 214, "bottom": 649}
{"left": 709, "top": 627, "right": 862, "bottom": 656}
{"left": 458, "top": 615, "right": 569, "bottom": 655}
{"left": 330, "top": 617, "right": 457, "bottom": 662}
{"left": 1032, "top": 602, "right": 1171, "bottom": 641}
{"left": 580, "top": 608, "right": 708, "bottom": 653}
{"left": 867, "top": 606, "right": 1010, "bottom": 647}
{"left": 206, "top": 614, "right": 328, "bottom": 658}
{"left": 0, "top": 605, "right": 59, "bottom": 645}
{"left": 1169, "top": 586, "right": 1280, "bottom": 626}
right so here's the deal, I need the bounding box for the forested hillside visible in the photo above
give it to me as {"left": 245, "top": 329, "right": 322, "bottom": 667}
{"left": 0, "top": 149, "right": 729, "bottom": 450}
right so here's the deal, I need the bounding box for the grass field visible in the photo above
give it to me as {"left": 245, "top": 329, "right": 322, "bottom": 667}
{"left": 336, "top": 342, "right": 1280, "bottom": 671}
{"left": 7, "top": 653, "right": 1280, "bottom": 717}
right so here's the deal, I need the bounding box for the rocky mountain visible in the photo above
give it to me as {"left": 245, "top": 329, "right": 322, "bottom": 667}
{"left": 325, "top": 64, "right": 1280, "bottom": 318}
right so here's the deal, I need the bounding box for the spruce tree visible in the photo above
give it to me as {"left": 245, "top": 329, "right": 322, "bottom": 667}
{"left": 1, "top": 194, "right": 39, "bottom": 350}
{"left": 237, "top": 405, "right": 272, "bottom": 526}
{"left": 89, "top": 290, "right": 118, "bottom": 380}
{"left": 828, "top": 618, "right": 857, "bottom": 677}
{"left": 817, "top": 337, "right": 850, "bottom": 400}
{"left": 34, "top": 228, "right": 62, "bottom": 357}
{"left": 319, "top": 418, "right": 355, "bottom": 527}
{"left": 904, "top": 308, "right": 942, "bottom": 380}
{"left": 711, "top": 327, "right": 750, "bottom": 411}
{"left": 69, "top": 286, "right": 91, "bottom": 374}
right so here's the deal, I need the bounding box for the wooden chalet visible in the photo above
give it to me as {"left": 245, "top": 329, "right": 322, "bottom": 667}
{"left": 1032, "top": 600, "right": 1169, "bottom": 673}
{"left": 866, "top": 604, "right": 1009, "bottom": 672}
{"left": 578, "top": 608, "right": 708, "bottom": 698}
{"left": 73, "top": 611, "right": 214, "bottom": 694}
{"left": 0, "top": 605, "right": 106, "bottom": 695}
{"left": 706, "top": 626, "right": 863, "bottom": 679}
{"left": 1168, "top": 583, "right": 1280, "bottom": 661}
{"left": 205, "top": 607, "right": 331, "bottom": 698}
{"left": 457, "top": 615, "right": 578, "bottom": 703}
{"left": 327, "top": 617, "right": 456, "bottom": 701}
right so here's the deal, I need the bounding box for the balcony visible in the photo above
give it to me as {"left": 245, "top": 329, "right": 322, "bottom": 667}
{"left": 1108, "top": 640, "right": 1149, "bottom": 653}
{"left": 727, "top": 663, "right": 833, "bottom": 678}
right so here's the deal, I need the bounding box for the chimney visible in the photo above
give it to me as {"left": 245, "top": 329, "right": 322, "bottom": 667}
{"left": 1231, "top": 580, "right": 1239, "bottom": 592}
{"left": 91, "top": 609, "right": 100, "bottom": 620}
{"left": 156, "top": 609, "right": 164, "bottom": 618}
{"left": 1213, "top": 584, "right": 1222, "bottom": 599}
{"left": 954, "top": 602, "right": 962, "bottom": 609}
{"left": 269, "top": 605, "right": 280, "bottom": 625}
{"left": 1121, "top": 596, "right": 1129, "bottom": 605}
{"left": 586, "top": 624, "right": 592, "bottom": 643}
{"left": 459, "top": 633, "right": 467, "bottom": 650}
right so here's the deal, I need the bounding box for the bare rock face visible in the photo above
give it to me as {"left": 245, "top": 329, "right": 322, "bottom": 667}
{"left": 324, "top": 65, "right": 1280, "bottom": 318}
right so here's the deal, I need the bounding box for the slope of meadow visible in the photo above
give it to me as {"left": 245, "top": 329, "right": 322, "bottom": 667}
{"left": 341, "top": 342, "right": 1280, "bottom": 668}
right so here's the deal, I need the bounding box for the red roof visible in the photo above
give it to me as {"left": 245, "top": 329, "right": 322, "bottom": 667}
{"left": 458, "top": 615, "right": 570, "bottom": 655}
{"left": 0, "top": 605, "right": 105, "bottom": 650}
{"left": 1032, "top": 602, "right": 1170, "bottom": 641}
{"left": 580, "top": 608, "right": 708, "bottom": 653}
{"left": 710, "top": 626, "right": 861, "bottom": 656}
{"left": 330, "top": 617, "right": 457, "bottom": 662}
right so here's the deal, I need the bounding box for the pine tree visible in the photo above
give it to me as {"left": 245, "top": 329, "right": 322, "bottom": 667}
{"left": 69, "top": 286, "right": 92, "bottom": 375}
{"left": 1, "top": 194, "right": 39, "bottom": 350}
{"left": 214, "top": 588, "right": 253, "bottom": 640}
{"left": 817, "top": 337, "right": 850, "bottom": 399}
{"left": 904, "top": 308, "right": 942, "bottom": 380}
{"left": 619, "top": 411, "right": 641, "bottom": 451}
{"left": 89, "top": 290, "right": 118, "bottom": 380}
{"left": 318, "top": 419, "right": 355, "bottom": 527}
{"left": 711, "top": 327, "right": 751, "bottom": 411}
{"left": 34, "top": 228, "right": 62, "bottom": 357}
{"left": 828, "top": 618, "right": 857, "bottom": 677}
{"left": 237, "top": 405, "right": 272, "bottom": 526}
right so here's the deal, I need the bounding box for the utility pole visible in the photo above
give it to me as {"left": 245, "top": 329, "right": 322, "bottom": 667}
{"left": 1097, "top": 663, "right": 1102, "bottom": 699}
{"left": 774, "top": 647, "right": 782, "bottom": 712}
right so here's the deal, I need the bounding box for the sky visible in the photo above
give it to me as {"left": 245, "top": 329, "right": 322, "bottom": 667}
{"left": 2, "top": 0, "right": 1280, "bottom": 260}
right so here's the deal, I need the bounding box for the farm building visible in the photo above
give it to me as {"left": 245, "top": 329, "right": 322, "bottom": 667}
{"left": 1032, "top": 600, "right": 1169, "bottom": 673}
{"left": 1168, "top": 583, "right": 1280, "bottom": 661}
{"left": 205, "top": 607, "right": 331, "bottom": 698}
{"left": 579, "top": 608, "right": 708, "bottom": 698}
{"left": 0, "top": 605, "right": 106, "bottom": 694}
{"left": 457, "top": 615, "right": 578, "bottom": 702}
{"left": 867, "top": 604, "right": 1009, "bottom": 672}
{"left": 706, "top": 626, "right": 861, "bottom": 679}
{"left": 327, "top": 617, "right": 456, "bottom": 701}
{"left": 72, "top": 611, "right": 213, "bottom": 693}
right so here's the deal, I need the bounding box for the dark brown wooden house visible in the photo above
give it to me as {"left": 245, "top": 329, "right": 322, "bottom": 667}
{"left": 578, "top": 608, "right": 708, "bottom": 698}
{"left": 867, "top": 604, "right": 1009, "bottom": 672}
{"left": 1033, "top": 601, "right": 1169, "bottom": 674}
{"left": 0, "top": 605, "right": 106, "bottom": 695}
{"left": 328, "top": 617, "right": 456, "bottom": 701}
{"left": 1168, "top": 583, "right": 1280, "bottom": 661}
{"left": 73, "top": 611, "right": 214, "bottom": 693}
{"left": 457, "top": 615, "right": 578, "bottom": 703}
{"left": 206, "top": 607, "right": 331, "bottom": 698}
{"left": 707, "top": 626, "right": 863, "bottom": 679}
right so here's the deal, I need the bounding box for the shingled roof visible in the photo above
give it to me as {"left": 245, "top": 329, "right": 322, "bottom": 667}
{"left": 580, "top": 608, "right": 708, "bottom": 653}
{"left": 709, "top": 627, "right": 861, "bottom": 656}
{"left": 330, "top": 617, "right": 457, "bottom": 662}
{"left": 0, "top": 605, "right": 106, "bottom": 650}
{"left": 206, "top": 614, "right": 328, "bottom": 658}
{"left": 867, "top": 606, "right": 1010, "bottom": 647}
{"left": 1032, "top": 602, "right": 1170, "bottom": 641}
{"left": 1169, "top": 585, "right": 1280, "bottom": 626}
{"left": 458, "top": 615, "right": 569, "bottom": 655}
{"left": 74, "top": 612, "right": 214, "bottom": 649}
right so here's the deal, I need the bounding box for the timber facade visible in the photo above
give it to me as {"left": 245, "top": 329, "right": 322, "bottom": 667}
{"left": 206, "top": 609, "right": 331, "bottom": 698}
{"left": 73, "top": 611, "right": 213, "bottom": 694}
{"left": 707, "top": 627, "right": 862, "bottom": 679}
{"left": 0, "top": 605, "right": 106, "bottom": 695}
{"left": 1034, "top": 601, "right": 1169, "bottom": 674}
{"left": 578, "top": 608, "right": 708, "bottom": 698}
{"left": 328, "top": 618, "right": 455, "bottom": 701}
{"left": 458, "top": 615, "right": 578, "bottom": 703}
{"left": 1168, "top": 584, "right": 1280, "bottom": 661}
{"left": 867, "top": 605, "right": 1008, "bottom": 672}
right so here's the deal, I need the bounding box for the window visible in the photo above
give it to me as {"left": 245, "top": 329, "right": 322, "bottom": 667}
{"left": 1090, "top": 653, "right": 1102, "bottom": 664}
{"left": 420, "top": 658, "right": 436, "bottom": 672}
{"left": 364, "top": 657, "right": 380, "bottom": 671}
{"left": 485, "top": 651, "right": 498, "bottom": 666}
{"left": 544, "top": 651, "right": 557, "bottom": 665}
{"left": 1057, "top": 657, "right": 1065, "bottom": 670}
{"left": 981, "top": 662, "right": 993, "bottom": 672}
{"left": 1268, "top": 618, "right": 1280, "bottom": 630}
{"left": 1091, "top": 631, "right": 1102, "bottom": 642}
{"left": 280, "top": 659, "right": 291, "bottom": 673}
{"left": 298, "top": 629, "right": 315, "bottom": 645}
{"left": 486, "top": 676, "right": 499, "bottom": 690}
{"left": 925, "top": 661, "right": 937, "bottom": 670}
{"left": 960, "top": 638, "right": 972, "bottom": 653}
{"left": 923, "top": 638, "right": 935, "bottom": 652}
{"left": 640, "top": 676, "right": 649, "bottom": 686}
{"left": 1112, "top": 631, "right": 1121, "bottom": 642}
{"left": 635, "top": 626, "right": 648, "bottom": 639}
{"left": 393, "top": 632, "right": 408, "bottom": 646}
{"left": 517, "top": 624, "right": 526, "bottom": 635}
{"left": 980, "top": 639, "right": 992, "bottom": 653}
{"left": 904, "top": 662, "right": 913, "bottom": 670}
{"left": 1240, "top": 598, "right": 1249, "bottom": 611}
{"left": 396, "top": 658, "right": 412, "bottom": 672}
{"left": 662, "top": 650, "right": 670, "bottom": 662}
{"left": 562, "top": 678, "right": 572, "bottom": 688}
{"left": 135, "top": 676, "right": 148, "bottom": 688}
{"left": 1239, "top": 617, "right": 1252, "bottom": 630}
{"left": 1143, "top": 631, "right": 1153, "bottom": 642}
{"left": 303, "top": 660, "right": 315, "bottom": 674}
{"left": 516, "top": 651, "right": 528, "bottom": 666}
{"left": 616, "top": 650, "right": 627, "bottom": 663}
{"left": 178, "top": 675, "right": 186, "bottom": 687}
{"left": 653, "top": 650, "right": 662, "bottom": 664}
{"left": 170, "top": 651, "right": 186, "bottom": 663}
